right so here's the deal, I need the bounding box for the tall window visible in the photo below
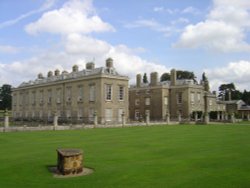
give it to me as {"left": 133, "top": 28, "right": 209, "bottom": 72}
{"left": 164, "top": 96, "right": 168, "bottom": 105}
{"left": 78, "top": 86, "right": 83, "bottom": 101}
{"left": 145, "top": 98, "right": 150, "bottom": 105}
{"left": 25, "top": 92, "right": 29, "bottom": 105}
{"left": 56, "top": 89, "right": 61, "bottom": 103}
{"left": 105, "top": 109, "right": 113, "bottom": 121}
{"left": 119, "top": 86, "right": 124, "bottom": 101}
{"left": 197, "top": 93, "right": 201, "bottom": 103}
{"left": 135, "top": 110, "right": 140, "bottom": 120}
{"left": 88, "top": 108, "right": 94, "bottom": 121}
{"left": 105, "top": 84, "right": 112, "bottom": 101}
{"left": 177, "top": 92, "right": 182, "bottom": 104}
{"left": 118, "top": 109, "right": 123, "bottom": 122}
{"left": 191, "top": 92, "right": 195, "bottom": 103}
{"left": 66, "top": 87, "right": 71, "bottom": 102}
{"left": 89, "top": 85, "right": 95, "bottom": 102}
{"left": 31, "top": 92, "right": 36, "bottom": 105}
{"left": 48, "top": 90, "right": 52, "bottom": 104}
{"left": 40, "top": 90, "right": 44, "bottom": 104}
{"left": 209, "top": 99, "right": 212, "bottom": 106}
{"left": 78, "top": 108, "right": 83, "bottom": 120}
{"left": 135, "top": 99, "right": 140, "bottom": 106}
{"left": 19, "top": 93, "right": 23, "bottom": 106}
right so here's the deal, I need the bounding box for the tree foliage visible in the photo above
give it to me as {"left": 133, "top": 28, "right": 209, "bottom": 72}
{"left": 160, "top": 73, "right": 170, "bottom": 82}
{"left": 143, "top": 73, "right": 148, "bottom": 83}
{"left": 218, "top": 83, "right": 242, "bottom": 101}
{"left": 176, "top": 70, "right": 197, "bottom": 82}
{"left": 0, "top": 84, "right": 12, "bottom": 110}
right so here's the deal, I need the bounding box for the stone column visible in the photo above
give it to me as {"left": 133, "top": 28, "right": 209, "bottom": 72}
{"left": 178, "top": 113, "right": 182, "bottom": 123}
{"left": 204, "top": 112, "right": 210, "bottom": 124}
{"left": 217, "top": 112, "right": 220, "bottom": 121}
{"left": 194, "top": 112, "right": 198, "bottom": 122}
{"left": 225, "top": 113, "right": 228, "bottom": 121}
{"left": 4, "top": 109, "right": 9, "bottom": 128}
{"left": 122, "top": 111, "right": 126, "bottom": 126}
{"left": 146, "top": 111, "right": 150, "bottom": 125}
{"left": 231, "top": 113, "right": 235, "bottom": 123}
{"left": 53, "top": 111, "right": 58, "bottom": 129}
{"left": 166, "top": 113, "right": 170, "bottom": 124}
{"left": 247, "top": 113, "right": 250, "bottom": 121}
{"left": 221, "top": 112, "right": 225, "bottom": 121}
{"left": 94, "top": 111, "right": 98, "bottom": 127}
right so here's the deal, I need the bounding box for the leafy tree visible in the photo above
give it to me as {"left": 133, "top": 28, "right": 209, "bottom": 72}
{"left": 218, "top": 83, "right": 241, "bottom": 101}
{"left": 160, "top": 73, "right": 170, "bottom": 82}
{"left": 242, "top": 90, "right": 250, "bottom": 105}
{"left": 176, "top": 70, "right": 197, "bottom": 82}
{"left": 143, "top": 73, "right": 148, "bottom": 83}
{"left": 0, "top": 84, "right": 12, "bottom": 110}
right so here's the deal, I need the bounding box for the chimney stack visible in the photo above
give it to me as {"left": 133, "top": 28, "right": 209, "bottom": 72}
{"left": 54, "top": 69, "right": 60, "bottom": 76}
{"left": 47, "top": 71, "right": 53, "bottom": 77}
{"left": 170, "top": 69, "right": 176, "bottom": 86}
{"left": 150, "top": 72, "right": 158, "bottom": 86}
{"left": 72, "top": 65, "right": 79, "bottom": 72}
{"left": 106, "top": 58, "right": 114, "bottom": 68}
{"left": 136, "top": 74, "right": 142, "bottom": 88}
{"left": 86, "top": 62, "right": 95, "bottom": 70}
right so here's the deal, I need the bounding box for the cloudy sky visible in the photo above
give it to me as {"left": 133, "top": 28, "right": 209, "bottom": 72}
{"left": 1, "top": 0, "right": 250, "bottom": 91}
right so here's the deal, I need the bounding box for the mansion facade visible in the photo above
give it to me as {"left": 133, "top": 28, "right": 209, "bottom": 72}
{"left": 129, "top": 70, "right": 226, "bottom": 121}
{"left": 12, "top": 58, "right": 129, "bottom": 124}
{"left": 12, "top": 57, "right": 228, "bottom": 124}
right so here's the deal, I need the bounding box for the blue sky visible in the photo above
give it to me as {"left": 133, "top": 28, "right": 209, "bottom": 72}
{"left": 1, "top": 0, "right": 250, "bottom": 91}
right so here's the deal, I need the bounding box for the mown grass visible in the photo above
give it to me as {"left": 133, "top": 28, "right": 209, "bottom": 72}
{"left": 0, "top": 124, "right": 250, "bottom": 188}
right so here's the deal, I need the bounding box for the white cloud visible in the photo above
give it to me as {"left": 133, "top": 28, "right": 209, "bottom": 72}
{"left": 25, "top": 0, "right": 114, "bottom": 35}
{"left": 0, "top": 34, "right": 169, "bottom": 87}
{"left": 125, "top": 19, "right": 174, "bottom": 37}
{"left": 0, "top": 45, "right": 19, "bottom": 54}
{"left": 175, "top": 0, "right": 250, "bottom": 52}
{"left": 181, "top": 6, "right": 200, "bottom": 15}
{"left": 205, "top": 60, "right": 250, "bottom": 91}
{"left": 0, "top": 0, "right": 57, "bottom": 29}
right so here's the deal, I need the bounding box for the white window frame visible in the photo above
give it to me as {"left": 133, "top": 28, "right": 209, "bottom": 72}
{"left": 105, "top": 108, "right": 113, "bottom": 122}
{"left": 177, "top": 92, "right": 182, "bottom": 104}
{"left": 135, "top": 99, "right": 140, "bottom": 106}
{"left": 164, "top": 96, "right": 168, "bottom": 105}
{"left": 191, "top": 92, "right": 195, "bottom": 103}
{"left": 89, "top": 85, "right": 95, "bottom": 102}
{"left": 135, "top": 110, "right": 140, "bottom": 120}
{"left": 105, "top": 84, "right": 112, "bottom": 101}
{"left": 119, "top": 86, "right": 124, "bottom": 101}
{"left": 145, "top": 98, "right": 150, "bottom": 105}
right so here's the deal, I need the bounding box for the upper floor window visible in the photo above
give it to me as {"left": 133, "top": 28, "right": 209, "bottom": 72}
{"left": 119, "top": 86, "right": 124, "bottom": 101}
{"left": 177, "top": 92, "right": 182, "bottom": 104}
{"left": 39, "top": 90, "right": 44, "bottom": 104}
{"left": 31, "top": 91, "right": 36, "bottom": 105}
{"left": 191, "top": 92, "right": 195, "bottom": 103}
{"left": 56, "top": 89, "right": 61, "bottom": 103}
{"left": 197, "top": 93, "right": 201, "bottom": 103}
{"left": 78, "top": 86, "right": 83, "bottom": 101}
{"left": 89, "top": 85, "right": 95, "bottom": 102}
{"left": 66, "top": 87, "right": 71, "bottom": 102}
{"left": 164, "top": 96, "right": 168, "bottom": 105}
{"left": 48, "top": 90, "right": 52, "bottom": 104}
{"left": 105, "top": 84, "right": 112, "bottom": 101}
{"left": 135, "top": 99, "right": 140, "bottom": 106}
{"left": 145, "top": 98, "right": 150, "bottom": 105}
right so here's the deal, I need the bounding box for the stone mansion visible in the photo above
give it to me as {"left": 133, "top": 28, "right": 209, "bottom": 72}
{"left": 12, "top": 58, "right": 227, "bottom": 124}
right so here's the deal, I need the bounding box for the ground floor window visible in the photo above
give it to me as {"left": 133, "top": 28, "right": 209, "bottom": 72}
{"left": 105, "top": 109, "right": 113, "bottom": 122}
{"left": 135, "top": 110, "right": 140, "bottom": 120}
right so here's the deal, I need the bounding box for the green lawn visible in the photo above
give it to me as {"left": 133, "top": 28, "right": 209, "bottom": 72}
{"left": 1, "top": 124, "right": 250, "bottom": 188}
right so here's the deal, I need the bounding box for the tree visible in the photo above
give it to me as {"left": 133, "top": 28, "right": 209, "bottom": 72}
{"left": 160, "top": 73, "right": 170, "bottom": 82}
{"left": 176, "top": 70, "right": 197, "bottom": 82}
{"left": 0, "top": 84, "right": 12, "bottom": 110}
{"left": 143, "top": 73, "right": 148, "bottom": 83}
{"left": 218, "top": 83, "right": 241, "bottom": 101}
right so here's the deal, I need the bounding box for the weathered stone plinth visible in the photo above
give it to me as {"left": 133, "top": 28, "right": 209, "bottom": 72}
{"left": 57, "top": 148, "right": 83, "bottom": 175}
